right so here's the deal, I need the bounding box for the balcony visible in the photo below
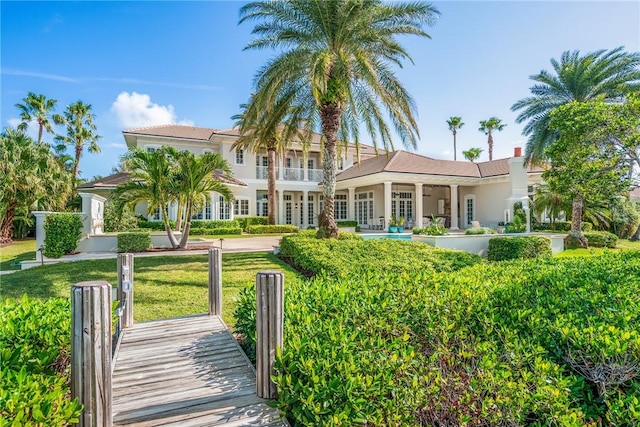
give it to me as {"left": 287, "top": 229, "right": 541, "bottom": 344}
{"left": 308, "top": 169, "right": 323, "bottom": 182}
{"left": 255, "top": 166, "right": 324, "bottom": 182}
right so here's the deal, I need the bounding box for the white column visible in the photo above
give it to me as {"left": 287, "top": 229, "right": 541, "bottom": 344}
{"left": 348, "top": 187, "right": 356, "bottom": 221}
{"left": 210, "top": 193, "right": 216, "bottom": 220}
{"left": 415, "top": 183, "right": 423, "bottom": 228}
{"left": 302, "top": 190, "right": 308, "bottom": 228}
{"left": 303, "top": 158, "right": 309, "bottom": 181}
{"left": 449, "top": 185, "right": 459, "bottom": 230}
{"left": 229, "top": 200, "right": 235, "bottom": 221}
{"left": 383, "top": 182, "right": 392, "bottom": 230}
{"left": 278, "top": 190, "right": 284, "bottom": 225}
{"left": 32, "top": 211, "right": 54, "bottom": 261}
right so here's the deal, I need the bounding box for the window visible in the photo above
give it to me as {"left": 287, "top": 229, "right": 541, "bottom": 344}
{"left": 219, "top": 196, "right": 230, "bottom": 220}
{"left": 355, "top": 192, "right": 374, "bottom": 225}
{"left": 149, "top": 206, "right": 161, "bottom": 221}
{"left": 235, "top": 148, "right": 245, "bottom": 165}
{"left": 203, "top": 148, "right": 213, "bottom": 155}
{"left": 392, "top": 192, "right": 413, "bottom": 221}
{"left": 335, "top": 193, "right": 347, "bottom": 220}
{"left": 307, "top": 195, "right": 315, "bottom": 225}
{"left": 145, "top": 145, "right": 160, "bottom": 153}
{"left": 256, "top": 193, "right": 268, "bottom": 217}
{"left": 464, "top": 195, "right": 476, "bottom": 226}
{"left": 234, "top": 199, "right": 249, "bottom": 216}
{"left": 284, "top": 194, "right": 293, "bottom": 224}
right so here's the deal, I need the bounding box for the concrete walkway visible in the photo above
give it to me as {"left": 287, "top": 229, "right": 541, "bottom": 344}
{"left": 18, "top": 236, "right": 283, "bottom": 271}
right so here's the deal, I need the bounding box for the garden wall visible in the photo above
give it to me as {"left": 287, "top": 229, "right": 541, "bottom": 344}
{"left": 412, "top": 232, "right": 565, "bottom": 256}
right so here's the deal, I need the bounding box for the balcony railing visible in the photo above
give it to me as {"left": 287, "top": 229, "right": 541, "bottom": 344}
{"left": 255, "top": 166, "right": 323, "bottom": 182}
{"left": 308, "top": 169, "right": 323, "bottom": 182}
{"left": 283, "top": 168, "right": 304, "bottom": 181}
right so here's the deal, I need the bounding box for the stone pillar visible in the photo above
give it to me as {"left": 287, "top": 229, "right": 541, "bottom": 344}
{"left": 383, "top": 182, "right": 392, "bottom": 230}
{"left": 415, "top": 183, "right": 423, "bottom": 228}
{"left": 449, "top": 185, "right": 459, "bottom": 230}
{"left": 32, "top": 211, "right": 54, "bottom": 262}
{"left": 80, "top": 193, "right": 106, "bottom": 236}
{"left": 348, "top": 187, "right": 356, "bottom": 221}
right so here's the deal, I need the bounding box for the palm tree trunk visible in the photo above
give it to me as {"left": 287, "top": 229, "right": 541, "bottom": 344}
{"left": 267, "top": 145, "right": 277, "bottom": 225}
{"left": 37, "top": 120, "right": 44, "bottom": 145}
{"left": 565, "top": 194, "right": 588, "bottom": 248}
{"left": 178, "top": 199, "right": 192, "bottom": 248}
{"left": 175, "top": 199, "right": 183, "bottom": 232}
{"left": 453, "top": 130, "right": 457, "bottom": 161}
{"left": 72, "top": 142, "right": 82, "bottom": 181}
{"left": 0, "top": 201, "right": 17, "bottom": 244}
{"left": 162, "top": 205, "right": 179, "bottom": 248}
{"left": 318, "top": 103, "right": 341, "bottom": 238}
{"left": 488, "top": 133, "right": 493, "bottom": 161}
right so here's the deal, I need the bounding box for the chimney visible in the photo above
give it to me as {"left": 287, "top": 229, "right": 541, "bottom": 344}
{"left": 514, "top": 147, "right": 522, "bottom": 157}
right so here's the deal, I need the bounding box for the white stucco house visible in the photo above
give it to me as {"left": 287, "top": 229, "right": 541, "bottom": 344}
{"left": 79, "top": 124, "right": 544, "bottom": 230}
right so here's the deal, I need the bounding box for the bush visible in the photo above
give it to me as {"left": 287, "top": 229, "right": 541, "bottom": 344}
{"left": 336, "top": 221, "right": 357, "bottom": 227}
{"left": 465, "top": 227, "right": 496, "bottom": 235}
{"left": 43, "top": 213, "right": 83, "bottom": 258}
{"left": 534, "top": 221, "right": 593, "bottom": 232}
{"left": 487, "top": 236, "right": 552, "bottom": 261}
{"left": 190, "top": 219, "right": 240, "bottom": 229}
{"left": 246, "top": 225, "right": 299, "bottom": 234}
{"left": 137, "top": 218, "right": 174, "bottom": 231}
{"left": 236, "top": 216, "right": 268, "bottom": 231}
{"left": 0, "top": 296, "right": 83, "bottom": 425}
{"left": 103, "top": 201, "right": 138, "bottom": 232}
{"left": 584, "top": 231, "right": 618, "bottom": 248}
{"left": 188, "top": 227, "right": 242, "bottom": 236}
{"left": 117, "top": 232, "right": 151, "bottom": 252}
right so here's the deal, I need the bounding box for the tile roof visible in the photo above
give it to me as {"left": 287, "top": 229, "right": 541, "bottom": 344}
{"left": 336, "top": 150, "right": 544, "bottom": 181}
{"left": 123, "top": 125, "right": 230, "bottom": 141}
{"left": 77, "top": 171, "right": 247, "bottom": 190}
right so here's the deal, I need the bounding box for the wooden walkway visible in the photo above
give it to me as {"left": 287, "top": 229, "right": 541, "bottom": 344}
{"left": 112, "top": 315, "right": 287, "bottom": 426}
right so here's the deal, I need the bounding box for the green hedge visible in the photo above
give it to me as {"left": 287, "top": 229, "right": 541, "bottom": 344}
{"left": 117, "top": 232, "right": 151, "bottom": 252}
{"left": 43, "top": 213, "right": 83, "bottom": 258}
{"left": 487, "top": 236, "right": 552, "bottom": 261}
{"left": 188, "top": 227, "right": 242, "bottom": 236}
{"left": 236, "top": 216, "right": 268, "bottom": 231}
{"left": 137, "top": 219, "right": 174, "bottom": 231}
{"left": 584, "top": 231, "right": 618, "bottom": 248}
{"left": 465, "top": 227, "right": 497, "bottom": 235}
{"left": 246, "top": 225, "right": 299, "bottom": 234}
{"left": 534, "top": 221, "right": 593, "bottom": 232}
{"left": 190, "top": 220, "right": 240, "bottom": 229}
{"left": 235, "top": 248, "right": 640, "bottom": 425}
{"left": 1, "top": 296, "right": 83, "bottom": 425}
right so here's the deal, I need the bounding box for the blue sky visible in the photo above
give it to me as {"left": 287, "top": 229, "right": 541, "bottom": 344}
{"left": 2, "top": 1, "right": 639, "bottom": 180}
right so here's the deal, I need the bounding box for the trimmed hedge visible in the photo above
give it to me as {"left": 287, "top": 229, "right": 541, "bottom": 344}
{"left": 236, "top": 216, "right": 268, "bottom": 231}
{"left": 1, "top": 296, "right": 83, "bottom": 425}
{"left": 117, "top": 232, "right": 151, "bottom": 252}
{"left": 465, "top": 227, "right": 497, "bottom": 235}
{"left": 246, "top": 225, "right": 299, "bottom": 234}
{"left": 43, "top": 213, "right": 83, "bottom": 258}
{"left": 584, "top": 231, "right": 618, "bottom": 248}
{"left": 487, "top": 236, "right": 552, "bottom": 261}
{"left": 534, "top": 221, "right": 593, "bottom": 232}
{"left": 188, "top": 227, "right": 242, "bottom": 236}
{"left": 137, "top": 219, "right": 174, "bottom": 231}
{"left": 190, "top": 220, "right": 240, "bottom": 229}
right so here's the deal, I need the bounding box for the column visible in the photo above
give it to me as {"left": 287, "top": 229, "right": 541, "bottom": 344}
{"left": 449, "top": 185, "right": 459, "bottom": 230}
{"left": 278, "top": 190, "right": 284, "bottom": 225}
{"left": 302, "top": 190, "right": 308, "bottom": 228}
{"left": 383, "top": 182, "right": 392, "bottom": 230}
{"left": 348, "top": 187, "right": 356, "bottom": 221}
{"left": 415, "top": 183, "right": 423, "bottom": 228}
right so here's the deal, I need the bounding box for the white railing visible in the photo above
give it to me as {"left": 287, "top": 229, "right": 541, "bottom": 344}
{"left": 308, "top": 169, "right": 323, "bottom": 182}
{"left": 256, "top": 166, "right": 279, "bottom": 180}
{"left": 283, "top": 168, "right": 304, "bottom": 181}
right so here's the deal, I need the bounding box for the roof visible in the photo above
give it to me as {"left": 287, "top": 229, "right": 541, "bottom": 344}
{"left": 123, "top": 125, "right": 232, "bottom": 141}
{"left": 77, "top": 171, "right": 247, "bottom": 190}
{"left": 336, "top": 150, "right": 544, "bottom": 181}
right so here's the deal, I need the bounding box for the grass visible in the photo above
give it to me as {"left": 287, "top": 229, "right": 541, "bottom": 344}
{"left": 0, "top": 239, "right": 36, "bottom": 271}
{"left": 555, "top": 238, "right": 640, "bottom": 258}
{"left": 0, "top": 252, "right": 302, "bottom": 328}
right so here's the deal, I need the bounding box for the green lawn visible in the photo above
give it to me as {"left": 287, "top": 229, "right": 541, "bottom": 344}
{"left": 0, "top": 252, "right": 302, "bottom": 328}
{"left": 0, "top": 239, "right": 36, "bottom": 271}
{"left": 555, "top": 238, "right": 640, "bottom": 257}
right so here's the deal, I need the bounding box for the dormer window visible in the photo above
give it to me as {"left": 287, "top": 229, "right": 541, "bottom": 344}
{"left": 235, "top": 148, "right": 245, "bottom": 165}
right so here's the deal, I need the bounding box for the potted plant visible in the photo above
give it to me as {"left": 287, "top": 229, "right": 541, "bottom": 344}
{"left": 388, "top": 215, "right": 398, "bottom": 233}
{"left": 496, "top": 221, "right": 505, "bottom": 234}
{"left": 397, "top": 217, "right": 405, "bottom": 233}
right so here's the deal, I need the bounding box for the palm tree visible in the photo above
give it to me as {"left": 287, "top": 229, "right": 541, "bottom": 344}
{"left": 533, "top": 184, "right": 571, "bottom": 230}
{"left": 15, "top": 92, "right": 63, "bottom": 145}
{"left": 240, "top": 0, "right": 440, "bottom": 238}
{"left": 446, "top": 117, "right": 464, "bottom": 160}
{"left": 511, "top": 47, "right": 640, "bottom": 164}
{"left": 478, "top": 117, "right": 506, "bottom": 161}
{"left": 172, "top": 150, "right": 233, "bottom": 248}
{"left": 111, "top": 147, "right": 180, "bottom": 248}
{"left": 55, "top": 101, "right": 102, "bottom": 181}
{"left": 232, "top": 95, "right": 310, "bottom": 225}
{"left": 462, "top": 147, "right": 483, "bottom": 163}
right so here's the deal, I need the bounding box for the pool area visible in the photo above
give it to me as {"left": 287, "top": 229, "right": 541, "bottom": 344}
{"left": 361, "top": 233, "right": 413, "bottom": 241}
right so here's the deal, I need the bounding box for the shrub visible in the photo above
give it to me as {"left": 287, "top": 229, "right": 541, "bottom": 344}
{"left": 465, "top": 227, "right": 496, "bottom": 235}
{"left": 246, "top": 225, "right": 299, "bottom": 234}
{"left": 43, "top": 213, "right": 83, "bottom": 258}
{"left": 0, "top": 296, "right": 83, "bottom": 425}
{"left": 188, "top": 227, "right": 242, "bottom": 236}
{"left": 534, "top": 221, "right": 593, "bottom": 232}
{"left": 505, "top": 215, "right": 526, "bottom": 233}
{"left": 584, "top": 231, "right": 618, "bottom": 248}
{"left": 117, "top": 232, "right": 151, "bottom": 252}
{"left": 487, "top": 236, "right": 552, "bottom": 261}
{"left": 103, "top": 201, "right": 138, "bottom": 232}
{"left": 190, "top": 219, "right": 240, "bottom": 229}
{"left": 236, "top": 216, "right": 268, "bottom": 231}
{"left": 137, "top": 218, "right": 175, "bottom": 231}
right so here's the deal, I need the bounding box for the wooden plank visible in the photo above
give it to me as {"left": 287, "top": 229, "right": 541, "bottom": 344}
{"left": 112, "top": 315, "right": 286, "bottom": 426}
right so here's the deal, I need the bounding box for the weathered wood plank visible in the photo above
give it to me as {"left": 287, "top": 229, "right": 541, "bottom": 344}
{"left": 112, "top": 315, "right": 286, "bottom": 426}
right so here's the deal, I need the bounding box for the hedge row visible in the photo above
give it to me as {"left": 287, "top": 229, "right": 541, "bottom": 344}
{"left": 534, "top": 221, "right": 593, "bottom": 232}
{"left": 246, "top": 225, "right": 299, "bottom": 234}
{"left": 235, "top": 244, "right": 640, "bottom": 425}
{"left": 117, "top": 232, "right": 151, "bottom": 252}
{"left": 190, "top": 220, "right": 240, "bottom": 229}
{"left": 43, "top": 213, "right": 83, "bottom": 258}
{"left": 487, "top": 236, "right": 552, "bottom": 261}
{"left": 188, "top": 227, "right": 242, "bottom": 236}
{"left": 584, "top": 231, "right": 618, "bottom": 248}
{"left": 1, "top": 296, "right": 83, "bottom": 424}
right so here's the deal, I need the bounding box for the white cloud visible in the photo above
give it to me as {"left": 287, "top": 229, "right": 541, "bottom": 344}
{"left": 108, "top": 142, "right": 127, "bottom": 149}
{"left": 110, "top": 92, "right": 193, "bottom": 129}
{"left": 6, "top": 117, "right": 39, "bottom": 140}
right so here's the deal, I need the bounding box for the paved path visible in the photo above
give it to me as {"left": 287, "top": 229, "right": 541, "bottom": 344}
{"left": 112, "top": 315, "right": 287, "bottom": 426}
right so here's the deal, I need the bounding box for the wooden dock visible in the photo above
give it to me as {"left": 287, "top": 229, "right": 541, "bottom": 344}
{"left": 112, "top": 315, "right": 287, "bottom": 426}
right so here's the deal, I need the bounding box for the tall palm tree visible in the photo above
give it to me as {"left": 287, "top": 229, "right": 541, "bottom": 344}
{"left": 462, "top": 147, "right": 483, "bottom": 163}
{"left": 232, "top": 95, "right": 310, "bottom": 225}
{"left": 511, "top": 47, "right": 640, "bottom": 164}
{"left": 172, "top": 150, "right": 233, "bottom": 248}
{"left": 111, "top": 147, "right": 180, "bottom": 248}
{"left": 240, "top": 0, "right": 440, "bottom": 238}
{"left": 15, "top": 92, "right": 63, "bottom": 145}
{"left": 55, "top": 101, "right": 102, "bottom": 181}
{"left": 446, "top": 116, "right": 464, "bottom": 160}
{"left": 478, "top": 117, "right": 506, "bottom": 161}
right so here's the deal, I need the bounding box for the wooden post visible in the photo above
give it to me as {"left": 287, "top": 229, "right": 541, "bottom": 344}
{"left": 71, "top": 281, "right": 112, "bottom": 427}
{"left": 208, "top": 248, "right": 222, "bottom": 316}
{"left": 117, "top": 253, "right": 134, "bottom": 328}
{"left": 256, "top": 271, "right": 284, "bottom": 399}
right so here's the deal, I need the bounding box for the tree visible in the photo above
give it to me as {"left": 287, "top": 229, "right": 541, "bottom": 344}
{"left": 240, "top": 0, "right": 440, "bottom": 238}
{"left": 0, "top": 128, "right": 73, "bottom": 243}
{"left": 546, "top": 101, "right": 632, "bottom": 247}
{"left": 172, "top": 150, "right": 233, "bottom": 248}
{"left": 15, "top": 92, "right": 63, "bottom": 145}
{"left": 511, "top": 47, "right": 640, "bottom": 164}
{"left": 478, "top": 117, "right": 506, "bottom": 161}
{"left": 446, "top": 117, "right": 464, "bottom": 160}
{"left": 55, "top": 101, "right": 102, "bottom": 181}
{"left": 533, "top": 184, "right": 571, "bottom": 229}
{"left": 462, "top": 147, "right": 483, "bottom": 162}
